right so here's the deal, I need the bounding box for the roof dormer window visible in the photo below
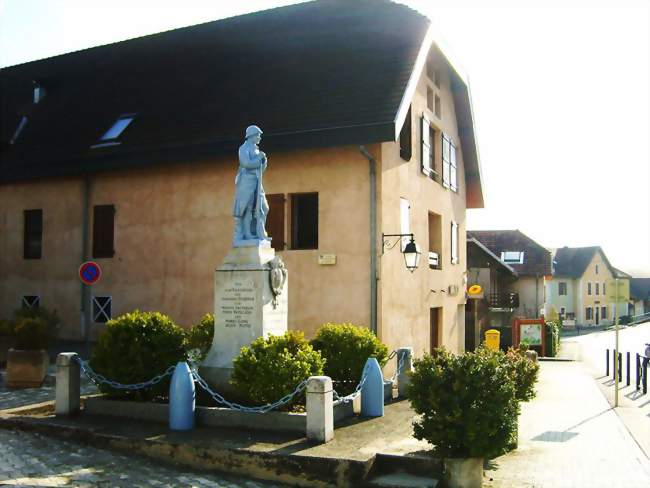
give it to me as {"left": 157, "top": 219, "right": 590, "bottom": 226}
{"left": 101, "top": 114, "right": 134, "bottom": 141}
{"left": 501, "top": 251, "right": 525, "bottom": 264}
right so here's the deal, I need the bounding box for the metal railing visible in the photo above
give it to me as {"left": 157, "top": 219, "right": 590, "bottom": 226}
{"left": 606, "top": 348, "right": 648, "bottom": 394}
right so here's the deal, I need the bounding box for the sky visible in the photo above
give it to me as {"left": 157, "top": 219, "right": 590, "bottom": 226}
{"left": 1, "top": 0, "right": 649, "bottom": 276}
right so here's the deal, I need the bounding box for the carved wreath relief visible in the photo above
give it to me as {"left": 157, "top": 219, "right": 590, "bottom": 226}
{"left": 268, "top": 256, "right": 288, "bottom": 309}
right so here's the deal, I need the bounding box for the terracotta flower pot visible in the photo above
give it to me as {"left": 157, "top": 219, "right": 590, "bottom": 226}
{"left": 444, "top": 457, "right": 483, "bottom": 488}
{"left": 5, "top": 349, "right": 49, "bottom": 388}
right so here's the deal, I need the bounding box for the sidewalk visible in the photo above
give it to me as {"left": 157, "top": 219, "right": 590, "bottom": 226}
{"left": 485, "top": 361, "right": 650, "bottom": 488}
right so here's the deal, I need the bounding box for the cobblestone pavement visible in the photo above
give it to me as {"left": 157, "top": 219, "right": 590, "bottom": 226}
{"left": 484, "top": 361, "right": 650, "bottom": 488}
{"left": 0, "top": 428, "right": 284, "bottom": 487}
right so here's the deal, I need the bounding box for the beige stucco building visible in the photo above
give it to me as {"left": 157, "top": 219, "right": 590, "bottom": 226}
{"left": 0, "top": 1, "right": 483, "bottom": 359}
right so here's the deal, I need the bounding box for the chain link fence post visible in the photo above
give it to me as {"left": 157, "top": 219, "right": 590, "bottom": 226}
{"left": 55, "top": 353, "right": 80, "bottom": 416}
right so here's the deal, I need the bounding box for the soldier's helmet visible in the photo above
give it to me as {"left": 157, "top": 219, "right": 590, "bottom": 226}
{"left": 245, "top": 125, "right": 263, "bottom": 139}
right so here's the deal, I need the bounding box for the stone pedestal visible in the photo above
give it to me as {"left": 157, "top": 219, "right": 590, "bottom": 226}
{"left": 201, "top": 242, "right": 288, "bottom": 391}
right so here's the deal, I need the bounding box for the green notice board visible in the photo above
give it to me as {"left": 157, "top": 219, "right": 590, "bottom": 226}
{"left": 606, "top": 279, "right": 629, "bottom": 302}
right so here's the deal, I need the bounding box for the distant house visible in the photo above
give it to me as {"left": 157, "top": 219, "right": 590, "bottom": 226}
{"left": 0, "top": 0, "right": 484, "bottom": 357}
{"left": 548, "top": 246, "right": 630, "bottom": 326}
{"left": 630, "top": 278, "right": 650, "bottom": 317}
{"left": 465, "top": 237, "right": 518, "bottom": 350}
{"left": 467, "top": 230, "right": 551, "bottom": 319}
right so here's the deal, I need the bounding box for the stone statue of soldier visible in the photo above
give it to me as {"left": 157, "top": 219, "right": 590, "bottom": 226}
{"left": 232, "top": 125, "right": 269, "bottom": 244}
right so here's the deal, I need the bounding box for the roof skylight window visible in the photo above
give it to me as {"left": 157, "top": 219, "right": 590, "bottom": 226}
{"left": 501, "top": 251, "right": 525, "bottom": 264}
{"left": 100, "top": 114, "right": 135, "bottom": 141}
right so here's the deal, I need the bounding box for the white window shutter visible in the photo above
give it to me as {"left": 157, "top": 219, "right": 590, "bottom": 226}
{"left": 451, "top": 221, "right": 459, "bottom": 264}
{"left": 442, "top": 133, "right": 450, "bottom": 188}
{"left": 421, "top": 116, "right": 431, "bottom": 176}
{"left": 450, "top": 143, "right": 458, "bottom": 192}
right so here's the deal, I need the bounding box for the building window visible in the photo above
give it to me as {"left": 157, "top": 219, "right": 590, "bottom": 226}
{"left": 290, "top": 193, "right": 318, "bottom": 250}
{"left": 450, "top": 221, "right": 459, "bottom": 265}
{"left": 428, "top": 212, "right": 442, "bottom": 270}
{"left": 558, "top": 282, "right": 567, "bottom": 296}
{"left": 93, "top": 205, "right": 115, "bottom": 258}
{"left": 603, "top": 282, "right": 606, "bottom": 296}
{"left": 601, "top": 306, "right": 607, "bottom": 319}
{"left": 399, "top": 105, "right": 412, "bottom": 161}
{"left": 586, "top": 307, "right": 593, "bottom": 320}
{"left": 93, "top": 296, "right": 112, "bottom": 323}
{"left": 400, "top": 198, "right": 410, "bottom": 252}
{"left": 266, "top": 194, "right": 286, "bottom": 250}
{"left": 427, "top": 87, "right": 434, "bottom": 112}
{"left": 501, "top": 251, "right": 525, "bottom": 264}
{"left": 560, "top": 307, "right": 566, "bottom": 318}
{"left": 101, "top": 114, "right": 134, "bottom": 141}
{"left": 442, "top": 133, "right": 458, "bottom": 192}
{"left": 595, "top": 282, "right": 600, "bottom": 295}
{"left": 587, "top": 282, "right": 592, "bottom": 295}
{"left": 24, "top": 209, "right": 43, "bottom": 259}
{"left": 595, "top": 264, "right": 599, "bottom": 274}
{"left": 21, "top": 295, "right": 40, "bottom": 310}
{"left": 434, "top": 95, "right": 441, "bottom": 119}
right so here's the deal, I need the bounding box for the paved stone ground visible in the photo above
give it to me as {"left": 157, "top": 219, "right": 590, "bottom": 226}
{"left": 484, "top": 360, "right": 650, "bottom": 488}
{"left": 0, "top": 428, "right": 283, "bottom": 487}
{"left": 0, "top": 375, "right": 283, "bottom": 487}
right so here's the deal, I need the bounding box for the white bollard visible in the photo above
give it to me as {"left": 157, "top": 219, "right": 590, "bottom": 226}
{"left": 306, "top": 376, "right": 333, "bottom": 443}
{"left": 397, "top": 347, "right": 413, "bottom": 398}
{"left": 55, "top": 352, "right": 81, "bottom": 416}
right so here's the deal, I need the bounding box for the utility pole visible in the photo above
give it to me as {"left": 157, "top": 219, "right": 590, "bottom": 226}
{"left": 614, "top": 277, "right": 619, "bottom": 407}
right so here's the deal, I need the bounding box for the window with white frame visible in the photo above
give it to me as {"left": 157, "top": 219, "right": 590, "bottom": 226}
{"left": 558, "top": 282, "right": 567, "bottom": 295}
{"left": 93, "top": 296, "right": 112, "bottom": 323}
{"left": 560, "top": 307, "right": 566, "bottom": 318}
{"left": 603, "top": 281, "right": 606, "bottom": 296}
{"left": 595, "top": 282, "right": 600, "bottom": 295}
{"left": 450, "top": 221, "right": 459, "bottom": 264}
{"left": 421, "top": 116, "right": 434, "bottom": 177}
{"left": 22, "top": 295, "right": 40, "bottom": 309}
{"left": 601, "top": 306, "right": 607, "bottom": 319}
{"left": 595, "top": 264, "right": 599, "bottom": 274}
{"left": 501, "top": 251, "right": 525, "bottom": 264}
{"left": 585, "top": 306, "right": 593, "bottom": 320}
{"left": 587, "top": 282, "right": 592, "bottom": 295}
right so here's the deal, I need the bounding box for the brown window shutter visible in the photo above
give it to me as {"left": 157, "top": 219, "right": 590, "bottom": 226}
{"left": 93, "top": 205, "right": 115, "bottom": 258}
{"left": 266, "top": 194, "right": 285, "bottom": 250}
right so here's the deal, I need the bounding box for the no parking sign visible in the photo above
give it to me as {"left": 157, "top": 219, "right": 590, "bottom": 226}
{"left": 79, "top": 261, "right": 102, "bottom": 285}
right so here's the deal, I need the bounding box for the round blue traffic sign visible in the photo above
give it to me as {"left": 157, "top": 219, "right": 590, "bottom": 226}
{"left": 79, "top": 261, "right": 102, "bottom": 285}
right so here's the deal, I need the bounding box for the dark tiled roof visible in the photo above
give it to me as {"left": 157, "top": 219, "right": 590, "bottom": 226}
{"left": 612, "top": 267, "right": 632, "bottom": 279}
{"left": 467, "top": 238, "right": 517, "bottom": 277}
{"left": 467, "top": 230, "right": 552, "bottom": 276}
{"left": 552, "top": 246, "right": 624, "bottom": 279}
{"left": 630, "top": 278, "right": 650, "bottom": 300}
{"left": 1, "top": 0, "right": 430, "bottom": 182}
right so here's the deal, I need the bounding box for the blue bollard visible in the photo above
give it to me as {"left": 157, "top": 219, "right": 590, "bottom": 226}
{"left": 169, "top": 362, "right": 195, "bottom": 431}
{"left": 360, "top": 357, "right": 384, "bottom": 417}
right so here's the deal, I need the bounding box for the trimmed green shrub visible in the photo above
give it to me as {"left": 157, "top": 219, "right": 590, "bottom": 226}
{"left": 90, "top": 311, "right": 187, "bottom": 400}
{"left": 310, "top": 323, "right": 388, "bottom": 395}
{"left": 13, "top": 316, "right": 48, "bottom": 350}
{"left": 545, "top": 321, "right": 560, "bottom": 357}
{"left": 13, "top": 306, "right": 60, "bottom": 344}
{"left": 408, "top": 347, "right": 519, "bottom": 459}
{"left": 186, "top": 313, "right": 214, "bottom": 361}
{"left": 231, "top": 331, "right": 324, "bottom": 409}
{"left": 504, "top": 347, "right": 539, "bottom": 402}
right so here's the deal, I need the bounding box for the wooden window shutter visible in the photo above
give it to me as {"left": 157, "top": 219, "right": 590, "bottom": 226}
{"left": 399, "top": 105, "right": 412, "bottom": 161}
{"left": 93, "top": 204, "right": 115, "bottom": 258}
{"left": 421, "top": 115, "right": 432, "bottom": 176}
{"left": 266, "top": 194, "right": 285, "bottom": 249}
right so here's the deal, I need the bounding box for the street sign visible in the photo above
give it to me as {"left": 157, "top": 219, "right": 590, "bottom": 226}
{"left": 606, "top": 279, "right": 629, "bottom": 302}
{"left": 79, "top": 261, "right": 102, "bottom": 285}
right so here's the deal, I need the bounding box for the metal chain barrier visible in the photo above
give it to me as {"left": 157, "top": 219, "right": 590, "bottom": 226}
{"left": 75, "top": 356, "right": 176, "bottom": 391}
{"left": 190, "top": 366, "right": 307, "bottom": 413}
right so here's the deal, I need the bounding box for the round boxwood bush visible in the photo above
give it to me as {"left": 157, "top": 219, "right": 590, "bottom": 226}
{"left": 90, "top": 311, "right": 187, "bottom": 400}
{"left": 408, "top": 347, "right": 519, "bottom": 459}
{"left": 13, "top": 316, "right": 48, "bottom": 350}
{"left": 504, "top": 347, "right": 539, "bottom": 402}
{"left": 231, "top": 331, "right": 324, "bottom": 410}
{"left": 310, "top": 323, "right": 388, "bottom": 395}
{"left": 186, "top": 313, "right": 214, "bottom": 361}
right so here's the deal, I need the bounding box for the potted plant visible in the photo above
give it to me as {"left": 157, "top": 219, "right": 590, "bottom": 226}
{"left": 0, "top": 319, "right": 15, "bottom": 366}
{"left": 408, "top": 348, "right": 519, "bottom": 488}
{"left": 5, "top": 307, "right": 59, "bottom": 388}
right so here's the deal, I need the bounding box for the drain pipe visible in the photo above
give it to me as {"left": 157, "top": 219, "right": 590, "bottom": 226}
{"left": 359, "top": 146, "right": 377, "bottom": 335}
{"left": 81, "top": 175, "right": 92, "bottom": 357}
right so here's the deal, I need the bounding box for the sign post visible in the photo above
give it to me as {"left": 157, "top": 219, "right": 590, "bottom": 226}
{"left": 78, "top": 261, "right": 102, "bottom": 358}
{"left": 606, "top": 277, "right": 627, "bottom": 407}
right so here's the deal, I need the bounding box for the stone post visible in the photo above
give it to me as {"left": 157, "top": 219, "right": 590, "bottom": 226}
{"left": 306, "top": 376, "right": 333, "bottom": 443}
{"left": 397, "top": 347, "right": 413, "bottom": 398}
{"left": 55, "top": 353, "right": 80, "bottom": 416}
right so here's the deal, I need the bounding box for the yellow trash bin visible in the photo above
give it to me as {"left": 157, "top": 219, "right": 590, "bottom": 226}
{"left": 485, "top": 329, "right": 500, "bottom": 351}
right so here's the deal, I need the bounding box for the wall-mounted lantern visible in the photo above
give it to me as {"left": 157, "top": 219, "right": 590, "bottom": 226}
{"left": 381, "top": 233, "right": 421, "bottom": 273}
